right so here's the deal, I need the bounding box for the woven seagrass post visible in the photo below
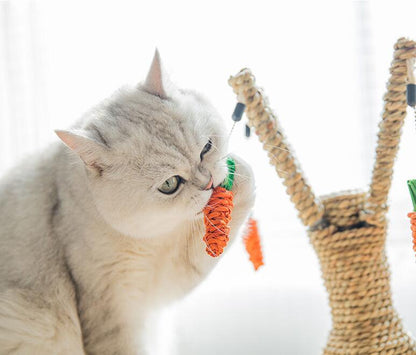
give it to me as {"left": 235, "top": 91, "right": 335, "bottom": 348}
{"left": 229, "top": 38, "right": 416, "bottom": 354}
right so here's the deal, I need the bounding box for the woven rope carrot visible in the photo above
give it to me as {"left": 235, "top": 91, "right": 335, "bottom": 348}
{"left": 243, "top": 217, "right": 264, "bottom": 270}
{"left": 203, "top": 157, "right": 235, "bottom": 257}
{"left": 407, "top": 180, "right": 416, "bottom": 254}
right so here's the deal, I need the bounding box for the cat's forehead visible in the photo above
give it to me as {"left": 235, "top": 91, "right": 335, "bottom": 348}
{"left": 107, "top": 87, "right": 219, "bottom": 141}
{"left": 88, "top": 87, "right": 221, "bottom": 166}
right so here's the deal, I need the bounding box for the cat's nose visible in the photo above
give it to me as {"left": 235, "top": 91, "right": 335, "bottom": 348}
{"left": 204, "top": 176, "right": 214, "bottom": 190}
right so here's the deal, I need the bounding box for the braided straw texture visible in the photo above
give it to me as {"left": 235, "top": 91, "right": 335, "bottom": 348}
{"left": 363, "top": 38, "right": 416, "bottom": 226}
{"left": 228, "top": 73, "right": 324, "bottom": 228}
{"left": 229, "top": 37, "right": 416, "bottom": 354}
{"left": 312, "top": 191, "right": 416, "bottom": 354}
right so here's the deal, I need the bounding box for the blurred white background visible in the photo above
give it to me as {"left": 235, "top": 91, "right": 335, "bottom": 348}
{"left": 2, "top": 1, "right": 416, "bottom": 354}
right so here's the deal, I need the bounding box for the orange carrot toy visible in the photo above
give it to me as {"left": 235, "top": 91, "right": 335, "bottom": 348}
{"left": 203, "top": 157, "right": 235, "bottom": 257}
{"left": 243, "top": 217, "right": 264, "bottom": 270}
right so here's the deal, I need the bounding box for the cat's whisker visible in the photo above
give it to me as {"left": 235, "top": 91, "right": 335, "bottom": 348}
{"left": 232, "top": 168, "right": 250, "bottom": 176}
{"left": 192, "top": 195, "right": 223, "bottom": 215}
{"left": 205, "top": 243, "right": 217, "bottom": 257}
{"left": 216, "top": 154, "right": 231, "bottom": 163}
{"left": 204, "top": 203, "right": 221, "bottom": 209}
{"left": 255, "top": 151, "right": 291, "bottom": 175}
{"left": 190, "top": 196, "right": 198, "bottom": 207}
{"left": 199, "top": 134, "right": 229, "bottom": 148}
{"left": 203, "top": 140, "right": 221, "bottom": 154}
{"left": 200, "top": 134, "right": 230, "bottom": 138}
{"left": 204, "top": 214, "right": 228, "bottom": 236}
{"left": 262, "top": 143, "right": 290, "bottom": 152}
{"left": 230, "top": 172, "right": 251, "bottom": 181}
{"left": 217, "top": 156, "right": 288, "bottom": 177}
{"left": 203, "top": 198, "right": 225, "bottom": 208}
{"left": 191, "top": 196, "right": 205, "bottom": 215}
{"left": 233, "top": 156, "right": 289, "bottom": 176}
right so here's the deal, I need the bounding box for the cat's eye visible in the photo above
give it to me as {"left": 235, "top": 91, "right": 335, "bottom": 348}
{"left": 158, "top": 175, "right": 182, "bottom": 195}
{"left": 200, "top": 139, "right": 212, "bottom": 160}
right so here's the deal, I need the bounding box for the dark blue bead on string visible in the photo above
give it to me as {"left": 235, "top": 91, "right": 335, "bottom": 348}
{"left": 229, "top": 102, "right": 247, "bottom": 139}
{"left": 245, "top": 124, "right": 251, "bottom": 137}
{"left": 232, "top": 102, "right": 246, "bottom": 121}
{"left": 407, "top": 84, "right": 416, "bottom": 108}
{"left": 407, "top": 56, "right": 416, "bottom": 134}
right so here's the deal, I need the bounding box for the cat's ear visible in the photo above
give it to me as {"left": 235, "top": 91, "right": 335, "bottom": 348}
{"left": 55, "top": 130, "right": 107, "bottom": 173}
{"left": 143, "top": 49, "right": 168, "bottom": 99}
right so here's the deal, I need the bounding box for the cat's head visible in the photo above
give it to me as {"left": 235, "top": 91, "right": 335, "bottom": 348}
{"left": 56, "top": 50, "right": 228, "bottom": 238}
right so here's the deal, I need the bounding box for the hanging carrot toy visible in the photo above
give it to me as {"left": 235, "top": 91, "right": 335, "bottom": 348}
{"left": 243, "top": 217, "right": 264, "bottom": 270}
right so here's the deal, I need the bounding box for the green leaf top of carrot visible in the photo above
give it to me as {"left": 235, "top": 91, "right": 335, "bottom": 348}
{"left": 407, "top": 179, "right": 416, "bottom": 211}
{"left": 221, "top": 157, "right": 235, "bottom": 191}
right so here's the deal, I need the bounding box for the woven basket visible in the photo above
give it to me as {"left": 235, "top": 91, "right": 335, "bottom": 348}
{"left": 229, "top": 38, "right": 416, "bottom": 354}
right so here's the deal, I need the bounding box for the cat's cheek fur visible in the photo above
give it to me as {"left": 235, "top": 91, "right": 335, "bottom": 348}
{"left": 86, "top": 156, "right": 228, "bottom": 240}
{"left": 89, "top": 179, "right": 215, "bottom": 239}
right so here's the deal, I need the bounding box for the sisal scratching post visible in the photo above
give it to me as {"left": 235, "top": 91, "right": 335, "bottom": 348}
{"left": 229, "top": 38, "right": 416, "bottom": 354}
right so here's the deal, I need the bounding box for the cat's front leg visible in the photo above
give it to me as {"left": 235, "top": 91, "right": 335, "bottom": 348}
{"left": 80, "top": 296, "right": 149, "bottom": 355}
{"left": 73, "top": 257, "right": 153, "bottom": 355}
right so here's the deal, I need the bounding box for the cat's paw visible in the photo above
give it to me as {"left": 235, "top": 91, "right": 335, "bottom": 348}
{"left": 228, "top": 154, "right": 255, "bottom": 227}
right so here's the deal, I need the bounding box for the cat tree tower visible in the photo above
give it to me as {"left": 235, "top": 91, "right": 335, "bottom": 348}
{"left": 229, "top": 38, "right": 416, "bottom": 354}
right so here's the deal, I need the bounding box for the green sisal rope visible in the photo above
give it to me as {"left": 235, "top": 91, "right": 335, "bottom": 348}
{"left": 407, "top": 179, "right": 416, "bottom": 211}
{"left": 221, "top": 157, "right": 235, "bottom": 191}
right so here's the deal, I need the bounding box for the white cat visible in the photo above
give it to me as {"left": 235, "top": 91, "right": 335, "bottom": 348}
{"left": 0, "top": 51, "right": 255, "bottom": 354}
